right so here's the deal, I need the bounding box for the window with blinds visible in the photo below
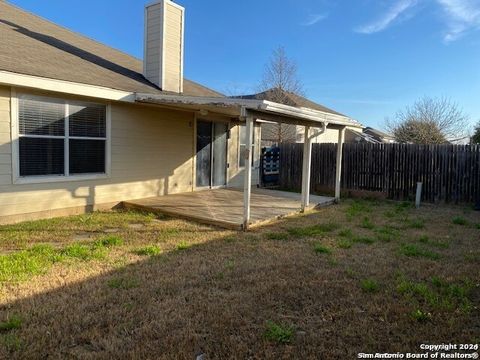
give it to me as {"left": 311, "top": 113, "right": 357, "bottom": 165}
{"left": 18, "top": 95, "right": 107, "bottom": 178}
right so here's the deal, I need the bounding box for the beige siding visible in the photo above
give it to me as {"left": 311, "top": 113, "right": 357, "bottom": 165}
{"left": 144, "top": 3, "right": 162, "bottom": 85}
{"left": 296, "top": 125, "right": 362, "bottom": 144}
{"left": 311, "top": 128, "right": 342, "bottom": 143}
{"left": 0, "top": 88, "right": 195, "bottom": 221}
{"left": 144, "top": 1, "right": 184, "bottom": 93}
{"left": 163, "top": 2, "right": 183, "bottom": 93}
{"left": 0, "top": 87, "right": 11, "bottom": 188}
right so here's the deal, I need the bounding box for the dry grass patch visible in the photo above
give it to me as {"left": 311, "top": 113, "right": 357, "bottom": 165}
{"left": 0, "top": 200, "right": 478, "bottom": 358}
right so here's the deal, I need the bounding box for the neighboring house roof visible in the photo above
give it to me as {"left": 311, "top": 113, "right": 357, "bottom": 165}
{"left": 234, "top": 88, "right": 362, "bottom": 127}
{"left": 363, "top": 127, "right": 395, "bottom": 141}
{"left": 348, "top": 129, "right": 382, "bottom": 144}
{"left": 0, "top": 1, "right": 223, "bottom": 97}
{"left": 234, "top": 88, "right": 344, "bottom": 116}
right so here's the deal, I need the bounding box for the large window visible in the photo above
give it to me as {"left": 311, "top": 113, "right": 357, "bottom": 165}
{"left": 16, "top": 95, "right": 108, "bottom": 181}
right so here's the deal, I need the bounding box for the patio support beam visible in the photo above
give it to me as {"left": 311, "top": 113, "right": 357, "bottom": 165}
{"left": 243, "top": 115, "right": 254, "bottom": 231}
{"left": 335, "top": 126, "right": 346, "bottom": 201}
{"left": 301, "top": 125, "right": 313, "bottom": 212}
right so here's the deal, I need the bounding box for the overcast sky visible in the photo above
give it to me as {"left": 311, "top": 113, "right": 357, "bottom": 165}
{"left": 9, "top": 0, "right": 480, "bottom": 130}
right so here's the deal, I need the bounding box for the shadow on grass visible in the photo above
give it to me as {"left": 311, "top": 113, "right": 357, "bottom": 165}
{"left": 0, "top": 212, "right": 478, "bottom": 359}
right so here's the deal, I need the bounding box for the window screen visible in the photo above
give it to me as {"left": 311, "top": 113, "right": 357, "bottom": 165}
{"left": 18, "top": 96, "right": 107, "bottom": 178}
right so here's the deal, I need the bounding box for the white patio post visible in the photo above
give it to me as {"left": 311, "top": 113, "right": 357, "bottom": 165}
{"left": 301, "top": 125, "right": 313, "bottom": 212}
{"left": 243, "top": 116, "right": 254, "bottom": 230}
{"left": 335, "top": 126, "right": 346, "bottom": 201}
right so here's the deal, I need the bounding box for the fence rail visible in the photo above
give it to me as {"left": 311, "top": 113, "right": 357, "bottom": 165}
{"left": 278, "top": 143, "right": 480, "bottom": 203}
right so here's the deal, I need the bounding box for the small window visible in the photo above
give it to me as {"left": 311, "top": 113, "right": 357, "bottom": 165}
{"left": 17, "top": 95, "right": 108, "bottom": 180}
{"left": 239, "top": 125, "right": 255, "bottom": 168}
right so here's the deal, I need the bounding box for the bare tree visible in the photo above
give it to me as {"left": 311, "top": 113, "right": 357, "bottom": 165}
{"left": 259, "top": 47, "right": 304, "bottom": 144}
{"left": 387, "top": 96, "right": 470, "bottom": 144}
{"left": 471, "top": 120, "right": 480, "bottom": 145}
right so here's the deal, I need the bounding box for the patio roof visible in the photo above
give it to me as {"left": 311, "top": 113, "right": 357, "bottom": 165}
{"left": 136, "top": 92, "right": 349, "bottom": 230}
{"left": 135, "top": 93, "right": 355, "bottom": 129}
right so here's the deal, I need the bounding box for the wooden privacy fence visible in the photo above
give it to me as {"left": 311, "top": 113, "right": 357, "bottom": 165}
{"left": 278, "top": 143, "right": 480, "bottom": 203}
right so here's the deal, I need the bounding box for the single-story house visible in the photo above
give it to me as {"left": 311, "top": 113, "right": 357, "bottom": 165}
{"left": 0, "top": 0, "right": 359, "bottom": 229}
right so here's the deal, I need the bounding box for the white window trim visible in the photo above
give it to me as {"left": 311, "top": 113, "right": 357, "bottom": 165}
{"left": 238, "top": 125, "right": 246, "bottom": 169}
{"left": 11, "top": 91, "right": 112, "bottom": 185}
{"left": 238, "top": 124, "right": 257, "bottom": 169}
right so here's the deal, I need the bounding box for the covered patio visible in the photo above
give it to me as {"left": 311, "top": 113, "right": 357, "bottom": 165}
{"left": 123, "top": 188, "right": 334, "bottom": 230}
{"left": 136, "top": 93, "right": 352, "bottom": 230}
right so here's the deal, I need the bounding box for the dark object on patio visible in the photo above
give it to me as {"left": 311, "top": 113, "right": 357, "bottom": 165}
{"left": 260, "top": 146, "right": 280, "bottom": 187}
{"left": 475, "top": 199, "right": 480, "bottom": 211}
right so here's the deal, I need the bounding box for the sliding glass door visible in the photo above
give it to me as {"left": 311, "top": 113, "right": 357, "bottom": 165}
{"left": 196, "top": 120, "right": 228, "bottom": 188}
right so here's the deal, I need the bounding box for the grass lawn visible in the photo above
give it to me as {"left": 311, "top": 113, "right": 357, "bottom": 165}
{"left": 0, "top": 200, "right": 479, "bottom": 358}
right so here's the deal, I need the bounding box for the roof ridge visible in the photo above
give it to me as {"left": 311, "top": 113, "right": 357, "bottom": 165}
{"left": 3, "top": 1, "right": 143, "bottom": 63}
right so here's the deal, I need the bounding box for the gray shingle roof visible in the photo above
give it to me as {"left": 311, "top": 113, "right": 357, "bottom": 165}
{"left": 233, "top": 88, "right": 346, "bottom": 117}
{"left": 0, "top": 1, "right": 223, "bottom": 97}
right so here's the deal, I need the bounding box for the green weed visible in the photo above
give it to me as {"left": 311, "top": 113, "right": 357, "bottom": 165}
{"left": 158, "top": 228, "right": 183, "bottom": 239}
{"left": 133, "top": 245, "right": 162, "bottom": 256}
{"left": 264, "top": 321, "right": 295, "bottom": 344}
{"left": 266, "top": 232, "right": 289, "bottom": 241}
{"left": 398, "top": 277, "right": 473, "bottom": 313}
{"left": 94, "top": 235, "right": 124, "bottom": 248}
{"left": 313, "top": 243, "right": 332, "bottom": 254}
{"left": 1, "top": 333, "right": 22, "bottom": 352}
{"left": 396, "top": 201, "right": 413, "bottom": 212}
{"left": 360, "top": 279, "right": 379, "bottom": 293}
{"left": 62, "top": 243, "right": 107, "bottom": 261}
{"left": 346, "top": 201, "right": 372, "bottom": 220}
{"left": 176, "top": 241, "right": 191, "bottom": 251}
{"left": 407, "top": 219, "right": 425, "bottom": 229}
{"left": 376, "top": 226, "right": 400, "bottom": 239}
{"left": 360, "top": 217, "right": 375, "bottom": 230}
{"left": 0, "top": 315, "right": 22, "bottom": 332}
{"left": 384, "top": 210, "right": 396, "bottom": 219}
{"left": 338, "top": 229, "right": 353, "bottom": 238}
{"left": 411, "top": 309, "right": 431, "bottom": 322}
{"left": 0, "top": 245, "right": 60, "bottom": 282}
{"left": 107, "top": 277, "right": 140, "bottom": 290}
{"left": 352, "top": 236, "right": 376, "bottom": 245}
{"left": 399, "top": 244, "right": 440, "bottom": 260}
{"left": 418, "top": 235, "right": 449, "bottom": 249}
{"left": 452, "top": 216, "right": 468, "bottom": 226}
{"left": 338, "top": 240, "right": 353, "bottom": 249}
{"left": 375, "top": 226, "right": 400, "bottom": 242}
{"left": 225, "top": 260, "right": 235, "bottom": 270}
{"left": 464, "top": 251, "right": 479, "bottom": 262}
{"left": 288, "top": 223, "right": 339, "bottom": 238}
{"left": 345, "top": 267, "right": 357, "bottom": 278}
